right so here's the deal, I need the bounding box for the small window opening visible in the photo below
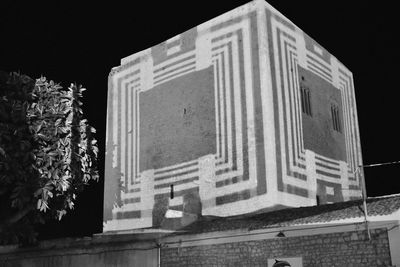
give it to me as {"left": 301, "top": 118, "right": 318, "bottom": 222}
{"left": 300, "top": 86, "right": 312, "bottom": 116}
{"left": 331, "top": 104, "right": 341, "bottom": 133}
{"left": 170, "top": 184, "right": 174, "bottom": 199}
{"left": 316, "top": 195, "right": 320, "bottom": 206}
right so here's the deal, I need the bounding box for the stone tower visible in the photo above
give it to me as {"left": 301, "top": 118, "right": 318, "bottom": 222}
{"left": 103, "top": 0, "right": 363, "bottom": 232}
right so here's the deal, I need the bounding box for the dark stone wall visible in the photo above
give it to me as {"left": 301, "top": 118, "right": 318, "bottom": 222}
{"left": 299, "top": 66, "right": 347, "bottom": 162}
{"left": 139, "top": 67, "right": 216, "bottom": 171}
{"left": 161, "top": 228, "right": 392, "bottom": 267}
{"left": 0, "top": 238, "right": 158, "bottom": 267}
{"left": 0, "top": 228, "right": 392, "bottom": 267}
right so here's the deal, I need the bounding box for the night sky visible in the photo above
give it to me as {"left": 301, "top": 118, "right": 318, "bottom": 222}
{"left": 1, "top": 1, "right": 399, "bottom": 239}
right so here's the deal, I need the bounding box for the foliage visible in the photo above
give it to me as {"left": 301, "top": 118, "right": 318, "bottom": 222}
{"left": 0, "top": 71, "right": 98, "bottom": 245}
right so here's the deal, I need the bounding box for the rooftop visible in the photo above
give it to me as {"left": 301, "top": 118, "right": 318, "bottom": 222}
{"left": 176, "top": 194, "right": 400, "bottom": 234}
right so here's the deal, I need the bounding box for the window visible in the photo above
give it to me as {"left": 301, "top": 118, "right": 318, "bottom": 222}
{"left": 170, "top": 184, "right": 174, "bottom": 199}
{"left": 331, "top": 104, "right": 341, "bottom": 133}
{"left": 300, "top": 86, "right": 312, "bottom": 116}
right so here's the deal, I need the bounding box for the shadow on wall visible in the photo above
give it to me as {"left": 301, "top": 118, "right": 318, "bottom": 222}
{"left": 153, "top": 190, "right": 202, "bottom": 230}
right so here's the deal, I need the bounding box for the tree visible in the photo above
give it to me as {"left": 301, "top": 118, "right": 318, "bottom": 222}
{"left": 0, "top": 71, "right": 98, "bottom": 245}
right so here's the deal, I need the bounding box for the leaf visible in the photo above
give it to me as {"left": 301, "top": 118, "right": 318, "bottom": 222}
{"left": 0, "top": 71, "right": 99, "bottom": 244}
{"left": 34, "top": 188, "right": 42, "bottom": 197}
{"left": 0, "top": 146, "right": 5, "bottom": 156}
{"left": 55, "top": 118, "right": 62, "bottom": 126}
{"left": 68, "top": 200, "right": 74, "bottom": 209}
{"left": 57, "top": 210, "right": 67, "bottom": 220}
{"left": 39, "top": 200, "right": 49, "bottom": 212}
{"left": 37, "top": 199, "right": 42, "bottom": 210}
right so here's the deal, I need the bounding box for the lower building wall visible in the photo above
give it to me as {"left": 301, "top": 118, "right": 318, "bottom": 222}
{"left": 161, "top": 228, "right": 393, "bottom": 267}
{"left": 0, "top": 227, "right": 395, "bottom": 267}
{"left": 0, "top": 239, "right": 158, "bottom": 267}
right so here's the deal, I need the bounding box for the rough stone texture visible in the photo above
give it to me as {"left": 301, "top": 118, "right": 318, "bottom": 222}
{"left": 139, "top": 67, "right": 215, "bottom": 171}
{"left": 0, "top": 227, "right": 394, "bottom": 266}
{"left": 299, "top": 66, "right": 346, "bottom": 162}
{"left": 161, "top": 228, "right": 392, "bottom": 267}
{"left": 0, "top": 236, "right": 158, "bottom": 267}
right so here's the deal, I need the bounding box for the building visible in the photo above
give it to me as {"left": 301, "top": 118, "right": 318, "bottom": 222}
{"left": 103, "top": 0, "right": 363, "bottom": 232}
{"left": 2, "top": 194, "right": 400, "bottom": 266}
{"left": 160, "top": 194, "right": 400, "bottom": 266}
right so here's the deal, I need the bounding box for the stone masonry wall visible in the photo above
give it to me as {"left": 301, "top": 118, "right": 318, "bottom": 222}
{"left": 161, "top": 228, "right": 392, "bottom": 267}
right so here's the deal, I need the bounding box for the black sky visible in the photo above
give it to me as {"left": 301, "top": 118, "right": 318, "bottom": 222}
{"left": 1, "top": 1, "right": 399, "bottom": 239}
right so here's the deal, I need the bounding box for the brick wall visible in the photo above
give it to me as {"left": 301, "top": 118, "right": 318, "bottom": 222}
{"left": 161, "top": 228, "right": 392, "bottom": 267}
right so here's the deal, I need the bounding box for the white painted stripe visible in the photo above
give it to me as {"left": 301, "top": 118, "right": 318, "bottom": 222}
{"left": 241, "top": 17, "right": 258, "bottom": 187}
{"left": 153, "top": 66, "right": 196, "bottom": 86}
{"left": 214, "top": 170, "right": 242, "bottom": 182}
{"left": 213, "top": 46, "right": 234, "bottom": 169}
{"left": 209, "top": 34, "right": 243, "bottom": 175}
{"left": 213, "top": 60, "right": 221, "bottom": 158}
{"left": 287, "top": 49, "right": 301, "bottom": 166}
{"left": 203, "top": 194, "right": 275, "bottom": 217}
{"left": 217, "top": 53, "right": 226, "bottom": 161}
{"left": 154, "top": 166, "right": 199, "bottom": 179}
{"left": 112, "top": 202, "right": 140, "bottom": 212}
{"left": 196, "top": 0, "right": 258, "bottom": 33}
{"left": 195, "top": 29, "right": 212, "bottom": 70}
{"left": 282, "top": 174, "right": 308, "bottom": 188}
{"left": 169, "top": 196, "right": 183, "bottom": 207}
{"left": 119, "top": 79, "right": 140, "bottom": 191}
{"left": 166, "top": 34, "right": 181, "bottom": 44}
{"left": 120, "top": 76, "right": 126, "bottom": 187}
{"left": 120, "top": 189, "right": 141, "bottom": 200}
{"left": 103, "top": 217, "right": 152, "bottom": 232}
{"left": 293, "top": 58, "right": 306, "bottom": 155}
{"left": 279, "top": 34, "right": 296, "bottom": 171}
{"left": 229, "top": 34, "right": 244, "bottom": 178}
{"left": 339, "top": 81, "right": 351, "bottom": 169}
{"left": 258, "top": 6, "right": 278, "bottom": 198}
{"left": 213, "top": 180, "right": 255, "bottom": 197}
{"left": 307, "top": 64, "right": 332, "bottom": 83}
{"left": 112, "top": 75, "right": 119, "bottom": 168}
{"left": 166, "top": 45, "right": 181, "bottom": 56}
{"left": 313, "top": 44, "right": 323, "bottom": 56}
{"left": 154, "top": 159, "right": 199, "bottom": 175}
{"left": 326, "top": 186, "right": 334, "bottom": 195}
{"left": 135, "top": 86, "right": 140, "bottom": 183}
{"left": 155, "top": 183, "right": 198, "bottom": 195}
{"left": 110, "top": 67, "right": 141, "bottom": 170}
{"left": 154, "top": 51, "right": 196, "bottom": 70}
{"left": 128, "top": 87, "right": 132, "bottom": 186}
{"left": 315, "top": 153, "right": 340, "bottom": 166}
{"left": 272, "top": 18, "right": 289, "bottom": 182}
{"left": 140, "top": 53, "right": 154, "bottom": 90}
{"left": 154, "top": 172, "right": 200, "bottom": 186}
{"left": 154, "top": 58, "right": 196, "bottom": 78}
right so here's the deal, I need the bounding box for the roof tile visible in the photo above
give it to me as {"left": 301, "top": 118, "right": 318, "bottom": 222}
{"left": 177, "top": 195, "right": 400, "bottom": 234}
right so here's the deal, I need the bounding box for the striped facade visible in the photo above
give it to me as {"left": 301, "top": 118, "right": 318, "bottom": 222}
{"left": 103, "top": 0, "right": 363, "bottom": 232}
